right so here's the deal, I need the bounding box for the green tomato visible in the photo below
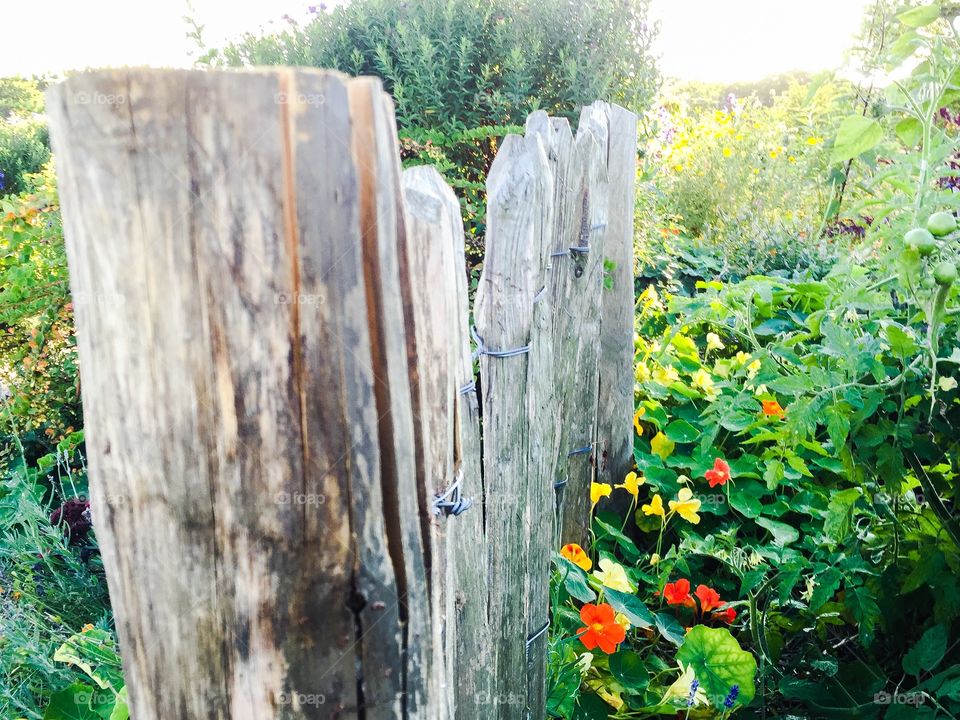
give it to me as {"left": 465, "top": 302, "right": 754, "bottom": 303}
{"left": 927, "top": 211, "right": 957, "bottom": 237}
{"left": 905, "top": 227, "right": 938, "bottom": 256}
{"left": 933, "top": 260, "right": 958, "bottom": 286}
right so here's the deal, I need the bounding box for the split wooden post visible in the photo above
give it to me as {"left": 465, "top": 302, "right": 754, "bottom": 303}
{"left": 48, "top": 68, "right": 438, "bottom": 720}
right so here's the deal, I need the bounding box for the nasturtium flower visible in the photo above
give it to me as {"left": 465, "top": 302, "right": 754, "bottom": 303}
{"left": 642, "top": 494, "right": 666, "bottom": 518}
{"left": 576, "top": 652, "right": 594, "bottom": 674}
{"left": 715, "top": 607, "right": 737, "bottom": 624}
{"left": 691, "top": 368, "right": 715, "bottom": 394}
{"left": 746, "top": 359, "right": 762, "bottom": 378}
{"left": 650, "top": 552, "right": 661, "bottom": 565}
{"left": 705, "top": 458, "right": 731, "bottom": 488}
{"left": 614, "top": 613, "right": 631, "bottom": 631}
{"left": 616, "top": 471, "right": 644, "bottom": 497}
{"left": 635, "top": 362, "right": 651, "bottom": 382}
{"left": 695, "top": 584, "right": 722, "bottom": 612}
{"left": 577, "top": 602, "right": 627, "bottom": 653}
{"left": 633, "top": 407, "right": 645, "bottom": 436}
{"left": 939, "top": 376, "right": 958, "bottom": 391}
{"left": 762, "top": 399, "right": 785, "bottom": 417}
{"left": 653, "top": 365, "right": 680, "bottom": 385}
{"left": 706, "top": 332, "right": 725, "bottom": 351}
{"left": 733, "top": 351, "right": 751, "bottom": 366}
{"left": 663, "top": 578, "right": 695, "bottom": 606}
{"left": 669, "top": 488, "right": 701, "bottom": 524}
{"left": 593, "top": 558, "right": 634, "bottom": 593}
{"left": 650, "top": 431, "right": 675, "bottom": 460}
{"left": 590, "top": 482, "right": 612, "bottom": 507}
{"left": 561, "top": 543, "right": 592, "bottom": 571}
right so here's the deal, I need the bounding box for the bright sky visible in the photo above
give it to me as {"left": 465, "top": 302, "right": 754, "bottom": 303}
{"left": 2, "top": 0, "right": 876, "bottom": 82}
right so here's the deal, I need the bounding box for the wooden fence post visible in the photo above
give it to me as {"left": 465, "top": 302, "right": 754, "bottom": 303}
{"left": 47, "top": 68, "right": 437, "bottom": 720}
{"left": 595, "top": 105, "right": 639, "bottom": 491}
{"left": 400, "top": 165, "right": 491, "bottom": 720}
{"left": 474, "top": 131, "right": 559, "bottom": 719}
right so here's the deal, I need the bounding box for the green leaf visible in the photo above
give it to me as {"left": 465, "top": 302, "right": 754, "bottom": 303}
{"left": 756, "top": 516, "right": 799, "bottom": 546}
{"left": 885, "top": 324, "right": 918, "bottom": 358}
{"left": 809, "top": 567, "right": 843, "bottom": 610}
{"left": 903, "top": 625, "right": 948, "bottom": 676}
{"left": 831, "top": 115, "right": 884, "bottom": 163}
{"left": 655, "top": 612, "right": 687, "bottom": 647}
{"left": 572, "top": 692, "right": 610, "bottom": 720}
{"left": 109, "top": 688, "right": 129, "bottom": 720}
{"left": 895, "top": 117, "right": 923, "bottom": 147}
{"left": 763, "top": 460, "right": 784, "bottom": 490}
{"left": 593, "top": 517, "right": 641, "bottom": 561}
{"left": 557, "top": 557, "right": 596, "bottom": 603}
{"left": 824, "top": 488, "right": 861, "bottom": 544}
{"left": 664, "top": 419, "right": 699, "bottom": 443}
{"left": 676, "top": 626, "right": 757, "bottom": 705}
{"left": 897, "top": 2, "right": 940, "bottom": 27}
{"left": 43, "top": 683, "right": 108, "bottom": 720}
{"left": 609, "top": 650, "right": 649, "bottom": 691}
{"left": 605, "top": 588, "right": 655, "bottom": 629}
{"left": 53, "top": 630, "right": 125, "bottom": 692}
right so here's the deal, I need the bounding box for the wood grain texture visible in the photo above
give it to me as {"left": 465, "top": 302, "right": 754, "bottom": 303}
{"left": 474, "top": 131, "right": 558, "bottom": 720}
{"left": 594, "top": 103, "right": 639, "bottom": 490}
{"left": 47, "top": 68, "right": 434, "bottom": 720}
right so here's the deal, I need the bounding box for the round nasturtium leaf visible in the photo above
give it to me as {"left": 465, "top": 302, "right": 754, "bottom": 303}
{"left": 676, "top": 625, "right": 757, "bottom": 706}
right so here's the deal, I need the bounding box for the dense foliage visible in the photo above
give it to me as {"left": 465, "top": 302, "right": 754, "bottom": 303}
{"left": 202, "top": 0, "right": 659, "bottom": 255}
{"left": 0, "top": 78, "right": 50, "bottom": 198}
{"left": 546, "top": 2, "right": 960, "bottom": 717}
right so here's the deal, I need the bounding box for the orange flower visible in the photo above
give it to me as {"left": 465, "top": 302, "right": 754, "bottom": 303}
{"left": 762, "top": 399, "right": 785, "bottom": 417}
{"left": 662, "top": 578, "right": 695, "bottom": 607}
{"left": 577, "top": 603, "right": 627, "bottom": 653}
{"left": 714, "top": 607, "right": 737, "bottom": 624}
{"left": 81, "top": 623, "right": 95, "bottom": 633}
{"left": 704, "top": 457, "right": 730, "bottom": 488}
{"left": 560, "top": 543, "right": 592, "bottom": 571}
{"left": 695, "top": 584, "right": 722, "bottom": 612}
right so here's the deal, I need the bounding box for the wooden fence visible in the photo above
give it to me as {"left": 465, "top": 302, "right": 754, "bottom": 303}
{"left": 46, "top": 68, "right": 637, "bottom": 720}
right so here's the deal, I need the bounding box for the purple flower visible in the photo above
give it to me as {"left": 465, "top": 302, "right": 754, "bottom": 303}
{"left": 688, "top": 678, "right": 700, "bottom": 706}
{"left": 724, "top": 685, "right": 740, "bottom": 708}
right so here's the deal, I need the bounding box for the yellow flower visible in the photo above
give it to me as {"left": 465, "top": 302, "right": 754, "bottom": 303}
{"left": 593, "top": 558, "right": 634, "bottom": 593}
{"left": 806, "top": 136, "right": 822, "bottom": 145}
{"left": 653, "top": 365, "right": 680, "bottom": 385}
{"left": 746, "top": 359, "right": 762, "bottom": 379}
{"left": 673, "top": 163, "right": 683, "bottom": 172}
{"left": 635, "top": 362, "right": 651, "bottom": 382}
{"left": 617, "top": 471, "right": 644, "bottom": 497}
{"left": 560, "top": 543, "right": 593, "bottom": 571}
{"left": 722, "top": 147, "right": 732, "bottom": 158}
{"left": 614, "top": 612, "right": 631, "bottom": 631}
{"left": 769, "top": 149, "right": 779, "bottom": 159}
{"left": 641, "top": 493, "right": 665, "bottom": 519}
{"left": 706, "top": 332, "right": 725, "bottom": 351}
{"left": 692, "top": 368, "right": 715, "bottom": 394}
{"left": 650, "top": 552, "right": 661, "bottom": 565}
{"left": 591, "top": 482, "right": 612, "bottom": 507}
{"left": 788, "top": 155, "right": 797, "bottom": 163}
{"left": 938, "top": 376, "right": 958, "bottom": 391}
{"left": 733, "top": 351, "right": 752, "bottom": 366}
{"left": 650, "top": 432, "right": 675, "bottom": 460}
{"left": 669, "top": 488, "right": 701, "bottom": 524}
{"left": 633, "top": 407, "right": 645, "bottom": 436}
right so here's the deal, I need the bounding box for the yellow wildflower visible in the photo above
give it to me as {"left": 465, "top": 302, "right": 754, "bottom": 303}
{"left": 593, "top": 558, "right": 634, "bottom": 593}
{"left": 722, "top": 147, "right": 732, "bottom": 158}
{"left": 669, "top": 488, "right": 701, "bottom": 524}
{"left": 706, "top": 332, "right": 725, "bottom": 351}
{"left": 653, "top": 365, "right": 680, "bottom": 385}
{"left": 591, "top": 482, "right": 612, "bottom": 507}
{"left": 641, "top": 493, "right": 665, "bottom": 519}
{"left": 692, "top": 368, "right": 715, "bottom": 394}
{"left": 746, "top": 359, "right": 762, "bottom": 379}
{"left": 733, "top": 351, "right": 752, "bottom": 366}
{"left": 650, "top": 432, "right": 675, "bottom": 460}
{"left": 635, "top": 362, "right": 651, "bottom": 382}
{"left": 616, "top": 471, "right": 644, "bottom": 498}
{"left": 806, "top": 136, "right": 822, "bottom": 145}
{"left": 633, "top": 407, "right": 645, "bottom": 436}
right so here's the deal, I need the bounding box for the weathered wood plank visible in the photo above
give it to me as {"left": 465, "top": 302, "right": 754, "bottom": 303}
{"left": 594, "top": 103, "right": 639, "bottom": 490}
{"left": 474, "top": 131, "right": 557, "bottom": 720}
{"left": 47, "top": 68, "right": 436, "bottom": 720}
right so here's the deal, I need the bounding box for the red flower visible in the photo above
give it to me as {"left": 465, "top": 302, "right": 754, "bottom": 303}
{"left": 705, "top": 458, "right": 731, "bottom": 488}
{"left": 695, "top": 584, "right": 722, "bottom": 612}
{"left": 663, "top": 578, "right": 695, "bottom": 607}
{"left": 714, "top": 607, "right": 737, "bottom": 624}
{"left": 577, "top": 603, "right": 626, "bottom": 653}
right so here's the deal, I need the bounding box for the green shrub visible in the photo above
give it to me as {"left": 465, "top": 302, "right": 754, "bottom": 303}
{"left": 0, "top": 119, "right": 50, "bottom": 198}
{"left": 203, "top": 0, "right": 660, "bottom": 255}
